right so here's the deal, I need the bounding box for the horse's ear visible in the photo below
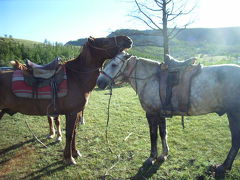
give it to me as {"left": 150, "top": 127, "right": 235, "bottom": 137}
{"left": 88, "top": 36, "right": 95, "bottom": 43}
{"left": 187, "top": 57, "right": 197, "bottom": 64}
{"left": 165, "top": 54, "right": 173, "bottom": 62}
{"left": 124, "top": 54, "right": 132, "bottom": 60}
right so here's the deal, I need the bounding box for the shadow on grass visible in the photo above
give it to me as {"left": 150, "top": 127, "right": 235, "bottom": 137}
{"left": 130, "top": 159, "right": 165, "bottom": 180}
{"left": 22, "top": 160, "right": 68, "bottom": 180}
{"left": 0, "top": 138, "right": 35, "bottom": 157}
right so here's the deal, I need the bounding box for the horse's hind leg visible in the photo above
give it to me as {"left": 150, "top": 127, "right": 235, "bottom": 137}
{"left": 79, "top": 111, "right": 85, "bottom": 125}
{"left": 0, "top": 109, "right": 17, "bottom": 120}
{"left": 145, "top": 112, "right": 159, "bottom": 165}
{"left": 0, "top": 110, "right": 5, "bottom": 120}
{"left": 215, "top": 111, "right": 240, "bottom": 177}
{"left": 47, "top": 116, "right": 55, "bottom": 139}
{"left": 54, "top": 116, "right": 62, "bottom": 142}
{"left": 158, "top": 116, "right": 169, "bottom": 162}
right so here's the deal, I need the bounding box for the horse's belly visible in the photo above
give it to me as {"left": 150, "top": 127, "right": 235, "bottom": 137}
{"left": 188, "top": 66, "right": 240, "bottom": 115}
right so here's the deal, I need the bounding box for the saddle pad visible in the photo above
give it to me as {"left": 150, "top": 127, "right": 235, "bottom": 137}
{"left": 12, "top": 70, "right": 67, "bottom": 99}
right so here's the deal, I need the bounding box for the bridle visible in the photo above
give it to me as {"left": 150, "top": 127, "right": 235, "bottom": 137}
{"left": 100, "top": 55, "right": 130, "bottom": 83}
{"left": 101, "top": 55, "right": 158, "bottom": 95}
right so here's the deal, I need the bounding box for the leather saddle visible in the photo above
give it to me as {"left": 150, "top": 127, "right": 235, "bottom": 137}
{"left": 159, "top": 55, "right": 201, "bottom": 117}
{"left": 162, "top": 54, "right": 196, "bottom": 71}
{"left": 26, "top": 57, "right": 62, "bottom": 79}
{"left": 21, "top": 57, "right": 65, "bottom": 88}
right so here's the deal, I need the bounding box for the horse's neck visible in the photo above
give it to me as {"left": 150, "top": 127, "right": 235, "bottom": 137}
{"left": 126, "top": 57, "right": 159, "bottom": 95}
{"left": 66, "top": 53, "right": 101, "bottom": 92}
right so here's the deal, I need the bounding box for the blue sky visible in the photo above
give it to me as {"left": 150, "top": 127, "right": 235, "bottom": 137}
{"left": 1, "top": 0, "right": 240, "bottom": 43}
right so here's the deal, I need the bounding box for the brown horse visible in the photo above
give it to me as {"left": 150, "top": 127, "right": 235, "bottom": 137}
{"left": 0, "top": 36, "right": 132, "bottom": 164}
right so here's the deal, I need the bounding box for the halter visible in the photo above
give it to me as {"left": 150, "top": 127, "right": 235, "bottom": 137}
{"left": 100, "top": 55, "right": 129, "bottom": 83}
{"left": 101, "top": 55, "right": 157, "bottom": 95}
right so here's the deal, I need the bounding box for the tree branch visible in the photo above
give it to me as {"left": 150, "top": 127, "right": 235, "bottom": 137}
{"left": 138, "top": 2, "right": 161, "bottom": 12}
{"left": 134, "top": 0, "right": 162, "bottom": 29}
{"left": 131, "top": 15, "right": 160, "bottom": 30}
{"left": 154, "top": 0, "right": 163, "bottom": 9}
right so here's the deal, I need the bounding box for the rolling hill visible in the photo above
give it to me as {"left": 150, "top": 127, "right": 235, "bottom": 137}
{"left": 65, "top": 27, "right": 240, "bottom": 47}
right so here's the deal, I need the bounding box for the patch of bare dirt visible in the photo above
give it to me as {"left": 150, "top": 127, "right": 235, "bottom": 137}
{"left": 0, "top": 145, "right": 36, "bottom": 179}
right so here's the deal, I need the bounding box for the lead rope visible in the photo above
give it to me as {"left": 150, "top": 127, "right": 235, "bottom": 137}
{"left": 105, "top": 82, "right": 114, "bottom": 153}
{"left": 181, "top": 116, "right": 185, "bottom": 129}
{"left": 24, "top": 119, "right": 48, "bottom": 148}
{"left": 104, "top": 82, "right": 135, "bottom": 176}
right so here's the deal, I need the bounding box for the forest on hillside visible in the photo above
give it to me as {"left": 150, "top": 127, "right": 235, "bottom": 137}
{"left": 0, "top": 37, "right": 80, "bottom": 66}
{"left": 1, "top": 32, "right": 240, "bottom": 67}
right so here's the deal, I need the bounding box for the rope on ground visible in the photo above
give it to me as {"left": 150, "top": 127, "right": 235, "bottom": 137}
{"left": 24, "top": 119, "right": 48, "bottom": 148}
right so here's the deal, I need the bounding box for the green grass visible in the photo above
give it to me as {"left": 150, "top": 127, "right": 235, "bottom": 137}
{"left": 0, "top": 86, "right": 240, "bottom": 179}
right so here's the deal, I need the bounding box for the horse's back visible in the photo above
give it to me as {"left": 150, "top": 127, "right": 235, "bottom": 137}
{"left": 189, "top": 64, "right": 240, "bottom": 115}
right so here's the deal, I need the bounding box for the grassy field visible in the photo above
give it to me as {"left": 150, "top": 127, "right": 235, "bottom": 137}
{"left": 0, "top": 86, "right": 240, "bottom": 180}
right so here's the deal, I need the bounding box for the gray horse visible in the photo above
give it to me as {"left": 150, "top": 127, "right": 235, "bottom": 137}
{"left": 97, "top": 51, "right": 240, "bottom": 178}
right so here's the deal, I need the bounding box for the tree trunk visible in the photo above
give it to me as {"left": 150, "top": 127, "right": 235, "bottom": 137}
{"left": 162, "top": 0, "right": 169, "bottom": 62}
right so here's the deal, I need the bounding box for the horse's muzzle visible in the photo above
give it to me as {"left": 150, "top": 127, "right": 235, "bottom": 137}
{"left": 97, "top": 77, "right": 108, "bottom": 90}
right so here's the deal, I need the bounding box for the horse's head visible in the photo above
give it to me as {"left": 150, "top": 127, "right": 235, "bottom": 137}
{"left": 85, "top": 36, "right": 133, "bottom": 60}
{"left": 97, "top": 52, "right": 132, "bottom": 89}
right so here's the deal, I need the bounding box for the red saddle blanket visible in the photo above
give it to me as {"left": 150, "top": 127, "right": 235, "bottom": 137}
{"left": 12, "top": 70, "right": 67, "bottom": 99}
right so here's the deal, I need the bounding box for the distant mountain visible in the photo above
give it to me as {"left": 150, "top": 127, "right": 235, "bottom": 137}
{"left": 65, "top": 27, "right": 240, "bottom": 47}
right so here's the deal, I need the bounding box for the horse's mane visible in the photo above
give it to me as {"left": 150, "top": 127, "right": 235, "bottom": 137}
{"left": 64, "top": 43, "right": 93, "bottom": 71}
{"left": 135, "top": 56, "right": 161, "bottom": 66}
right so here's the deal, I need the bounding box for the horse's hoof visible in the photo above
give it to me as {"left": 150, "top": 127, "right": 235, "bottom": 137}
{"left": 143, "top": 157, "right": 156, "bottom": 167}
{"left": 64, "top": 157, "right": 77, "bottom": 165}
{"left": 157, "top": 154, "right": 168, "bottom": 163}
{"left": 47, "top": 134, "right": 55, "bottom": 139}
{"left": 72, "top": 150, "right": 82, "bottom": 158}
{"left": 214, "top": 164, "right": 226, "bottom": 179}
{"left": 80, "top": 117, "right": 85, "bottom": 125}
{"left": 56, "top": 136, "right": 62, "bottom": 142}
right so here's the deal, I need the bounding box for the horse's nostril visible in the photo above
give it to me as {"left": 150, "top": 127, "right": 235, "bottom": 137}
{"left": 97, "top": 80, "right": 107, "bottom": 89}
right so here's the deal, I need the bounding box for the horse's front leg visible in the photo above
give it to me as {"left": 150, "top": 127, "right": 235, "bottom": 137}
{"left": 64, "top": 113, "right": 78, "bottom": 165}
{"left": 145, "top": 112, "right": 159, "bottom": 165}
{"left": 157, "top": 116, "right": 169, "bottom": 162}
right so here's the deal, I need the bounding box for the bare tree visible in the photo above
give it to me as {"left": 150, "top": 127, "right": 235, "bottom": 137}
{"left": 132, "top": 0, "right": 197, "bottom": 61}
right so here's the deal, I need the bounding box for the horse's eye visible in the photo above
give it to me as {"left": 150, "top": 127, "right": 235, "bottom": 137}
{"left": 112, "top": 64, "right": 117, "bottom": 68}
